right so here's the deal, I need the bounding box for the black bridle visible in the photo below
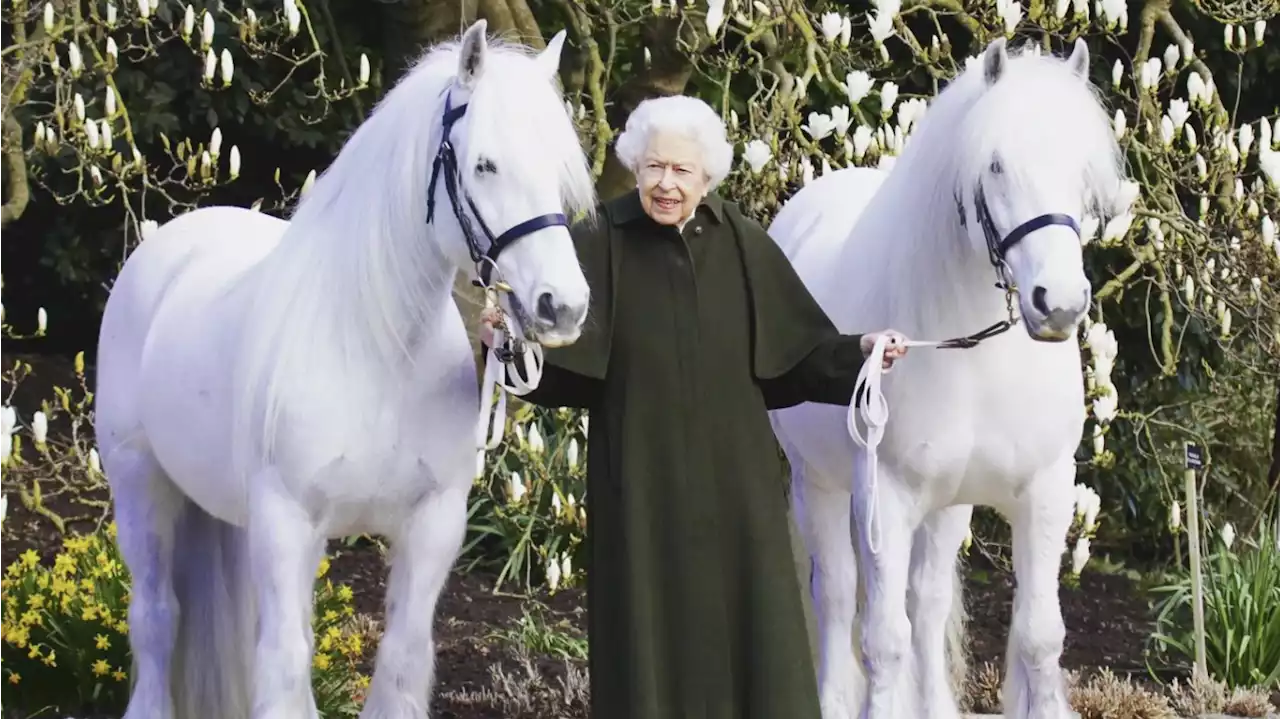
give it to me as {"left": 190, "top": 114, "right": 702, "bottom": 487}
{"left": 424, "top": 89, "right": 569, "bottom": 289}
{"left": 936, "top": 182, "right": 1083, "bottom": 349}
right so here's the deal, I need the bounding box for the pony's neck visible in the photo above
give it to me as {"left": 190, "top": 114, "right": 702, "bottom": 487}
{"left": 247, "top": 78, "right": 461, "bottom": 378}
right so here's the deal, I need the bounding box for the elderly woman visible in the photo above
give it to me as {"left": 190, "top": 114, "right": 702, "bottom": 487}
{"left": 481, "top": 95, "right": 908, "bottom": 718}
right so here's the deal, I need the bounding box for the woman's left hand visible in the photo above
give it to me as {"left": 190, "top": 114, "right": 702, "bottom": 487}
{"left": 861, "top": 330, "right": 910, "bottom": 370}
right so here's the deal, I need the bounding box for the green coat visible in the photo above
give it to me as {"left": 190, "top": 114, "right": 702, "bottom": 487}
{"left": 519, "top": 189, "right": 866, "bottom": 719}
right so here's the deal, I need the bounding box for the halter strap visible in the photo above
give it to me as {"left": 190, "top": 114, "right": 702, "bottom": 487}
{"left": 425, "top": 89, "right": 570, "bottom": 288}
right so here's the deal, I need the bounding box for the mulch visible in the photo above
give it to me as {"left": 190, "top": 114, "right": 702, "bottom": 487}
{"left": 0, "top": 351, "right": 1239, "bottom": 716}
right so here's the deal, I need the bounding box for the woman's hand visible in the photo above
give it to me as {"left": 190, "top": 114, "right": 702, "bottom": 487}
{"left": 479, "top": 306, "right": 502, "bottom": 348}
{"left": 861, "top": 330, "right": 910, "bottom": 371}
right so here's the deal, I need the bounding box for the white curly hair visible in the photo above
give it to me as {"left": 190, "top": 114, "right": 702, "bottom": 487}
{"left": 613, "top": 95, "right": 734, "bottom": 191}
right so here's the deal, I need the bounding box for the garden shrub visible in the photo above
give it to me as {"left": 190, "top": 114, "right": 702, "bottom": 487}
{"left": 1, "top": 523, "right": 372, "bottom": 717}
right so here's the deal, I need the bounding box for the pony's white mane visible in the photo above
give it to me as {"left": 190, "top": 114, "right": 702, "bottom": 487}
{"left": 833, "top": 42, "right": 1124, "bottom": 335}
{"left": 230, "top": 36, "right": 596, "bottom": 475}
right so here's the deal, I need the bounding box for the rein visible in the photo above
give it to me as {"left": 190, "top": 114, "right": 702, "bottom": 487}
{"left": 422, "top": 86, "right": 562, "bottom": 461}
{"left": 846, "top": 183, "right": 1083, "bottom": 555}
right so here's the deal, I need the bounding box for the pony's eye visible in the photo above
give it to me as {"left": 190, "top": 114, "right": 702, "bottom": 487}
{"left": 476, "top": 157, "right": 497, "bottom": 175}
{"left": 990, "top": 157, "right": 1004, "bottom": 175}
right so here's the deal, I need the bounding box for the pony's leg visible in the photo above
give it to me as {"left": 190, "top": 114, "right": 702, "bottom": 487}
{"left": 106, "top": 446, "right": 185, "bottom": 719}
{"left": 852, "top": 467, "right": 919, "bottom": 719}
{"left": 907, "top": 505, "right": 973, "bottom": 719}
{"left": 1003, "top": 459, "right": 1076, "bottom": 719}
{"left": 792, "top": 463, "right": 865, "bottom": 719}
{"left": 249, "top": 469, "right": 325, "bottom": 719}
{"left": 360, "top": 484, "right": 469, "bottom": 718}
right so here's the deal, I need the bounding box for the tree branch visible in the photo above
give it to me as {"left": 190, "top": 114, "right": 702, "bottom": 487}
{"left": 1, "top": 114, "right": 30, "bottom": 227}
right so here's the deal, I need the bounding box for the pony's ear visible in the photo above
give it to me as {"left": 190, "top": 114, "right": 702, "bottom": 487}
{"left": 1066, "top": 37, "right": 1090, "bottom": 79}
{"left": 537, "top": 30, "right": 567, "bottom": 82}
{"left": 457, "top": 19, "right": 489, "bottom": 89}
{"left": 983, "top": 37, "right": 1008, "bottom": 86}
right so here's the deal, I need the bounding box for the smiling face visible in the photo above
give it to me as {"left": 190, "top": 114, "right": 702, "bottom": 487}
{"left": 636, "top": 132, "right": 710, "bottom": 226}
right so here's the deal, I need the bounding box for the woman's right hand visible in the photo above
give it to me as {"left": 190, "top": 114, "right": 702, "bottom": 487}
{"left": 479, "top": 306, "right": 502, "bottom": 348}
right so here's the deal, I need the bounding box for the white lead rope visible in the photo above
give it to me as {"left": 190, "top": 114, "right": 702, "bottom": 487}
{"left": 846, "top": 333, "right": 948, "bottom": 556}
{"left": 475, "top": 298, "right": 544, "bottom": 471}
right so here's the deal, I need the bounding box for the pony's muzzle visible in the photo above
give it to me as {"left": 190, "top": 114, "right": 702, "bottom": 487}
{"left": 530, "top": 288, "right": 588, "bottom": 348}
{"left": 1025, "top": 283, "right": 1090, "bottom": 341}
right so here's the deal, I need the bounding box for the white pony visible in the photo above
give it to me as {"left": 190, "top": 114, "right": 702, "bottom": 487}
{"left": 768, "top": 38, "right": 1124, "bottom": 719}
{"left": 93, "top": 21, "right": 596, "bottom": 719}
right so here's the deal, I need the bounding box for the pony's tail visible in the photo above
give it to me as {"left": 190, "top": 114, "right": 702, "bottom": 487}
{"left": 945, "top": 561, "right": 971, "bottom": 704}
{"left": 170, "top": 499, "right": 255, "bottom": 719}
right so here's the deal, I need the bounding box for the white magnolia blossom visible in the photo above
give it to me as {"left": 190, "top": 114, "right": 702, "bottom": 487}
{"left": 85, "top": 117, "right": 101, "bottom": 149}
{"left": 1220, "top": 522, "right": 1236, "bottom": 549}
{"left": 560, "top": 553, "right": 573, "bottom": 582}
{"left": 210, "top": 127, "right": 223, "bottom": 157}
{"left": 1169, "top": 500, "right": 1182, "bottom": 532}
{"left": 183, "top": 4, "right": 195, "bottom": 39}
{"left": 879, "top": 81, "right": 899, "bottom": 115}
{"left": 285, "top": 0, "right": 301, "bottom": 36}
{"left": 1054, "top": 0, "right": 1069, "bottom": 20}
{"left": 32, "top": 410, "right": 48, "bottom": 445}
{"left": 508, "top": 471, "right": 526, "bottom": 503}
{"left": 830, "top": 105, "right": 853, "bottom": 137}
{"left": 820, "top": 11, "right": 843, "bottom": 43}
{"left": 204, "top": 48, "right": 216, "bottom": 82}
{"left": 1168, "top": 98, "right": 1190, "bottom": 130}
{"left": 89, "top": 448, "right": 102, "bottom": 474}
{"left": 1255, "top": 19, "right": 1267, "bottom": 45}
{"left": 202, "top": 9, "right": 215, "bottom": 48}
{"left": 567, "top": 438, "right": 580, "bottom": 470}
{"left": 1163, "top": 43, "right": 1180, "bottom": 71}
{"left": 852, "top": 125, "right": 873, "bottom": 159}
{"left": 106, "top": 37, "right": 119, "bottom": 62}
{"left": 545, "top": 553, "right": 562, "bottom": 590}
{"left": 1074, "top": 483, "right": 1102, "bottom": 531}
{"left": 1159, "top": 115, "right": 1174, "bottom": 146}
{"left": 1263, "top": 215, "right": 1276, "bottom": 247}
{"left": 995, "top": 0, "right": 1023, "bottom": 34}
{"left": 100, "top": 119, "right": 112, "bottom": 149}
{"left": 1239, "top": 123, "right": 1254, "bottom": 156}
{"left": 359, "top": 54, "right": 371, "bottom": 86}
{"left": 230, "top": 145, "right": 241, "bottom": 179}
{"left": 528, "top": 423, "right": 545, "bottom": 455}
{"left": 1113, "top": 108, "right": 1127, "bottom": 140}
{"left": 1111, "top": 59, "right": 1123, "bottom": 89}
{"left": 1071, "top": 535, "right": 1091, "bottom": 575}
{"left": 67, "top": 42, "right": 83, "bottom": 75}
{"left": 743, "top": 139, "right": 772, "bottom": 173}
{"left": 105, "top": 86, "right": 117, "bottom": 117}
{"left": 846, "top": 70, "right": 873, "bottom": 104}
{"left": 802, "top": 112, "right": 835, "bottom": 140}
{"left": 43, "top": 1, "right": 53, "bottom": 31}
{"left": 1140, "top": 58, "right": 1161, "bottom": 89}
{"left": 706, "top": 0, "right": 725, "bottom": 35}
{"left": 220, "top": 49, "right": 234, "bottom": 86}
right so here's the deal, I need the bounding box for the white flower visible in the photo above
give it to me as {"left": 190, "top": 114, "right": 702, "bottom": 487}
{"left": 1219, "top": 306, "right": 1232, "bottom": 337}
{"left": 106, "top": 2, "right": 116, "bottom": 25}
{"left": 996, "top": 0, "right": 1022, "bottom": 34}
{"left": 1184, "top": 275, "right": 1196, "bottom": 304}
{"left": 867, "top": 10, "right": 894, "bottom": 43}
{"left": 852, "top": 125, "right": 873, "bottom": 160}
{"left": 839, "top": 16, "right": 851, "bottom": 47}
{"left": 1163, "top": 44, "right": 1180, "bottom": 71}
{"left": 100, "top": 119, "right": 112, "bottom": 149}
{"left": 1054, "top": 0, "right": 1070, "bottom": 20}
{"left": 580, "top": 415, "right": 589, "bottom": 438}
{"left": 1255, "top": 19, "right": 1266, "bottom": 46}
{"left": 0, "top": 493, "right": 6, "bottom": 520}
{"left": 1220, "top": 522, "right": 1235, "bottom": 549}
{"left": 845, "top": 70, "right": 873, "bottom": 104}
{"left": 37, "top": 307, "right": 48, "bottom": 333}
{"left": 830, "top": 105, "right": 852, "bottom": 137}
{"left": 552, "top": 492, "right": 562, "bottom": 515}
{"left": 301, "top": 168, "right": 317, "bottom": 196}
{"left": 201, "top": 9, "right": 214, "bottom": 48}
{"left": 705, "top": 0, "right": 725, "bottom": 36}
{"left": 1100, "top": 0, "right": 1125, "bottom": 28}
{"left": 106, "top": 37, "right": 118, "bottom": 62}
{"left": 802, "top": 112, "right": 836, "bottom": 140}
{"left": 210, "top": 127, "right": 223, "bottom": 157}
{"left": 820, "top": 11, "right": 843, "bottom": 43}
{"left": 359, "top": 54, "right": 370, "bottom": 86}
{"left": 285, "top": 0, "right": 301, "bottom": 36}
{"left": 85, "top": 118, "right": 101, "bottom": 149}
{"left": 1168, "top": 98, "right": 1190, "bottom": 130}
{"left": 1071, "top": 536, "right": 1091, "bottom": 575}
{"left": 508, "top": 471, "right": 526, "bottom": 503}
{"left": 1263, "top": 215, "right": 1276, "bottom": 246}
{"left": 43, "top": 1, "right": 53, "bottom": 31}
{"left": 528, "top": 423, "right": 545, "bottom": 455}
{"left": 1092, "top": 392, "right": 1118, "bottom": 424}
{"left": 1092, "top": 424, "right": 1105, "bottom": 455}
{"left": 560, "top": 553, "right": 573, "bottom": 582}
{"left": 183, "top": 4, "right": 195, "bottom": 38}
{"left": 204, "top": 48, "right": 216, "bottom": 83}
{"left": 1239, "top": 123, "right": 1254, "bottom": 156}
{"left": 67, "top": 42, "right": 83, "bottom": 75}
{"left": 1195, "top": 152, "right": 1207, "bottom": 180}
{"left": 567, "top": 438, "right": 580, "bottom": 470}
{"left": 105, "top": 87, "right": 117, "bottom": 117}
{"left": 1159, "top": 115, "right": 1174, "bottom": 146}
{"left": 546, "top": 555, "right": 561, "bottom": 591}
{"left": 1113, "top": 109, "right": 1127, "bottom": 140}
{"left": 1225, "top": 23, "right": 1234, "bottom": 49}
{"left": 220, "top": 49, "right": 234, "bottom": 86}
{"left": 742, "top": 139, "right": 772, "bottom": 174}
{"left": 1111, "top": 59, "right": 1123, "bottom": 88}
{"left": 32, "top": 411, "right": 48, "bottom": 445}
{"left": 1169, "top": 501, "right": 1182, "bottom": 531}
{"left": 89, "top": 448, "right": 102, "bottom": 473}
{"left": 1101, "top": 213, "right": 1133, "bottom": 244}
{"left": 1140, "top": 58, "right": 1162, "bottom": 89}
{"left": 879, "top": 82, "right": 899, "bottom": 116}
{"left": 2, "top": 407, "right": 16, "bottom": 439}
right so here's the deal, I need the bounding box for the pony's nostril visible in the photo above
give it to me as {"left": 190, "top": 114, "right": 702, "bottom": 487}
{"left": 536, "top": 292, "right": 556, "bottom": 324}
{"left": 1031, "top": 286, "right": 1050, "bottom": 317}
